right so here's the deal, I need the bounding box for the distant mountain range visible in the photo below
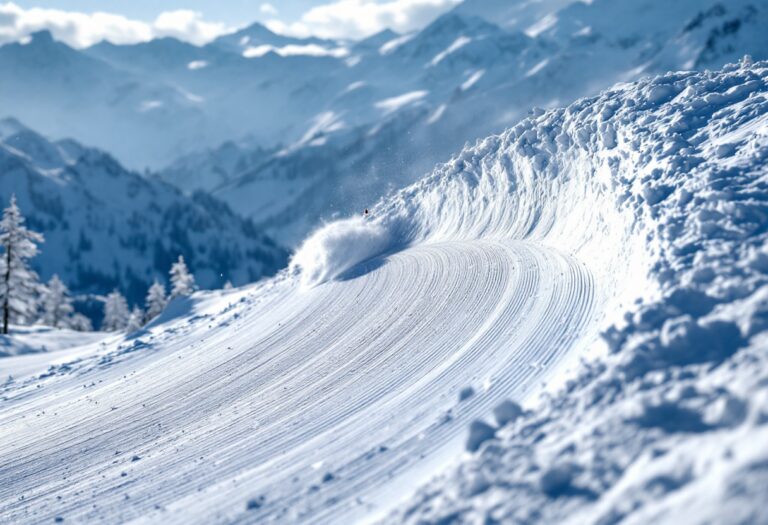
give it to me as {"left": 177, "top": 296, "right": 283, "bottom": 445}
{"left": 1, "top": 0, "right": 767, "bottom": 246}
{"left": 0, "top": 118, "right": 288, "bottom": 318}
{"left": 175, "top": 0, "right": 768, "bottom": 244}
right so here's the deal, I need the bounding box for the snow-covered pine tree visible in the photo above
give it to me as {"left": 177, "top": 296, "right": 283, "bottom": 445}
{"left": 0, "top": 195, "right": 44, "bottom": 334}
{"left": 170, "top": 255, "right": 196, "bottom": 298}
{"left": 126, "top": 306, "right": 144, "bottom": 333}
{"left": 102, "top": 290, "right": 130, "bottom": 332}
{"left": 144, "top": 280, "right": 167, "bottom": 322}
{"left": 40, "top": 274, "right": 74, "bottom": 328}
{"left": 69, "top": 313, "right": 93, "bottom": 332}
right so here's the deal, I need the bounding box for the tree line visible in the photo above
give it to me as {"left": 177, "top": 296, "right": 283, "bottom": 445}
{"left": 1, "top": 195, "right": 200, "bottom": 335}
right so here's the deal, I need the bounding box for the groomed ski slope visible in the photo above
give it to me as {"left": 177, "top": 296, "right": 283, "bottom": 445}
{"left": 0, "top": 239, "right": 597, "bottom": 523}
{"left": 2, "top": 59, "right": 768, "bottom": 524}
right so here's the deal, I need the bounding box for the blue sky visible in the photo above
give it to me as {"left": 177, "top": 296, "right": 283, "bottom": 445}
{"left": 13, "top": 0, "right": 320, "bottom": 26}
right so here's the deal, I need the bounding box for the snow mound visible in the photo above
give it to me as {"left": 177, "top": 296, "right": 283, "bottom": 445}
{"left": 290, "top": 216, "right": 395, "bottom": 287}
{"left": 384, "top": 58, "right": 768, "bottom": 524}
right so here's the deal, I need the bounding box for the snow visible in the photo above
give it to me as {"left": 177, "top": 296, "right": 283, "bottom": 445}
{"left": 461, "top": 69, "right": 485, "bottom": 91}
{"left": 385, "top": 59, "right": 768, "bottom": 524}
{"left": 429, "top": 35, "right": 472, "bottom": 67}
{"left": 2, "top": 52, "right": 764, "bottom": 523}
{"left": 0, "top": 325, "right": 105, "bottom": 359}
{"left": 427, "top": 103, "right": 448, "bottom": 124}
{"left": 379, "top": 33, "right": 414, "bottom": 55}
{"left": 374, "top": 90, "right": 429, "bottom": 115}
{"left": 187, "top": 60, "right": 207, "bottom": 70}
{"left": 0, "top": 234, "right": 597, "bottom": 523}
{"left": 0, "top": 8, "right": 767, "bottom": 525}
{"left": 242, "top": 44, "right": 349, "bottom": 58}
{"left": 289, "top": 216, "right": 394, "bottom": 287}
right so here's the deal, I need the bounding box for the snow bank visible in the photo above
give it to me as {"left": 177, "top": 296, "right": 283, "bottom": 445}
{"left": 383, "top": 58, "right": 768, "bottom": 524}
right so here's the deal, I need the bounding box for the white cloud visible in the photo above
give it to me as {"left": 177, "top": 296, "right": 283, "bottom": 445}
{"left": 0, "top": 2, "right": 231, "bottom": 48}
{"left": 259, "top": 3, "right": 279, "bottom": 16}
{"left": 0, "top": 0, "right": 461, "bottom": 48}
{"left": 265, "top": 0, "right": 461, "bottom": 40}
{"left": 152, "top": 10, "right": 229, "bottom": 45}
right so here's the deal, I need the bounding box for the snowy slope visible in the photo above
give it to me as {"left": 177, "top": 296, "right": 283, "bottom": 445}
{"left": 1, "top": 60, "right": 766, "bottom": 524}
{"left": 386, "top": 58, "right": 768, "bottom": 524}
{"left": 0, "top": 119, "right": 288, "bottom": 313}
{"left": 0, "top": 326, "right": 106, "bottom": 358}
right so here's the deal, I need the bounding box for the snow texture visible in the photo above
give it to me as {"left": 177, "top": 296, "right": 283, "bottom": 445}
{"left": 386, "top": 58, "right": 768, "bottom": 525}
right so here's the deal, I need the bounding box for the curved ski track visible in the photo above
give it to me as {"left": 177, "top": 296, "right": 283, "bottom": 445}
{"left": 0, "top": 240, "right": 596, "bottom": 524}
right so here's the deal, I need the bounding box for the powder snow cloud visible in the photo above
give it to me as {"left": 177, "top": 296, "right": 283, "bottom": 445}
{"left": 0, "top": 2, "right": 230, "bottom": 47}
{"left": 265, "top": 0, "right": 461, "bottom": 40}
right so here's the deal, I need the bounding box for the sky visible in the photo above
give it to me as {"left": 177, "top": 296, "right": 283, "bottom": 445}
{"left": 12, "top": 0, "right": 320, "bottom": 25}
{"left": 2, "top": 0, "right": 461, "bottom": 47}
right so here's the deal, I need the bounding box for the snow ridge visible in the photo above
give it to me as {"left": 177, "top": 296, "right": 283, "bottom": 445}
{"left": 382, "top": 59, "right": 768, "bottom": 524}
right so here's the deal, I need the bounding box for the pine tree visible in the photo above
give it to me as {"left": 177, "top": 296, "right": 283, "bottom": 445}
{"left": 0, "top": 195, "right": 44, "bottom": 334}
{"left": 144, "top": 280, "right": 167, "bottom": 322}
{"left": 169, "top": 255, "right": 196, "bottom": 298}
{"left": 126, "top": 306, "right": 144, "bottom": 333}
{"left": 223, "top": 280, "right": 234, "bottom": 290}
{"left": 69, "top": 313, "right": 93, "bottom": 332}
{"left": 102, "top": 290, "right": 129, "bottom": 332}
{"left": 40, "top": 274, "right": 74, "bottom": 328}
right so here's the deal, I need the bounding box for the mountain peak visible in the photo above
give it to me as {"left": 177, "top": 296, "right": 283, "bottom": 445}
{"left": 354, "top": 29, "right": 400, "bottom": 51}
{"left": 28, "top": 30, "right": 56, "bottom": 46}
{"left": 0, "top": 117, "right": 28, "bottom": 139}
{"left": 422, "top": 12, "right": 502, "bottom": 37}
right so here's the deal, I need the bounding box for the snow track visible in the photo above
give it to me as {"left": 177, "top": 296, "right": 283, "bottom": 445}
{"left": 0, "top": 240, "right": 595, "bottom": 523}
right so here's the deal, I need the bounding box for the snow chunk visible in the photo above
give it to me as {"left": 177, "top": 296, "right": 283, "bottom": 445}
{"left": 466, "top": 420, "right": 496, "bottom": 452}
{"left": 493, "top": 399, "right": 524, "bottom": 427}
{"left": 458, "top": 386, "right": 475, "bottom": 402}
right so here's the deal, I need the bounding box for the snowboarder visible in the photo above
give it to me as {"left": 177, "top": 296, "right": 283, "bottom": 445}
{"left": 363, "top": 208, "right": 370, "bottom": 218}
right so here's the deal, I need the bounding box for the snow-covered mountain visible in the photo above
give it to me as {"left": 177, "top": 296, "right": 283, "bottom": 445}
{"left": 0, "top": 118, "right": 288, "bottom": 313}
{"left": 452, "top": 0, "right": 573, "bottom": 32}
{"left": 2, "top": 0, "right": 767, "bottom": 248}
{"left": 1, "top": 59, "right": 766, "bottom": 524}
{"left": 0, "top": 31, "right": 212, "bottom": 170}
{"left": 183, "top": 0, "right": 768, "bottom": 245}
{"left": 210, "top": 22, "right": 335, "bottom": 54}
{"left": 0, "top": 24, "right": 350, "bottom": 169}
